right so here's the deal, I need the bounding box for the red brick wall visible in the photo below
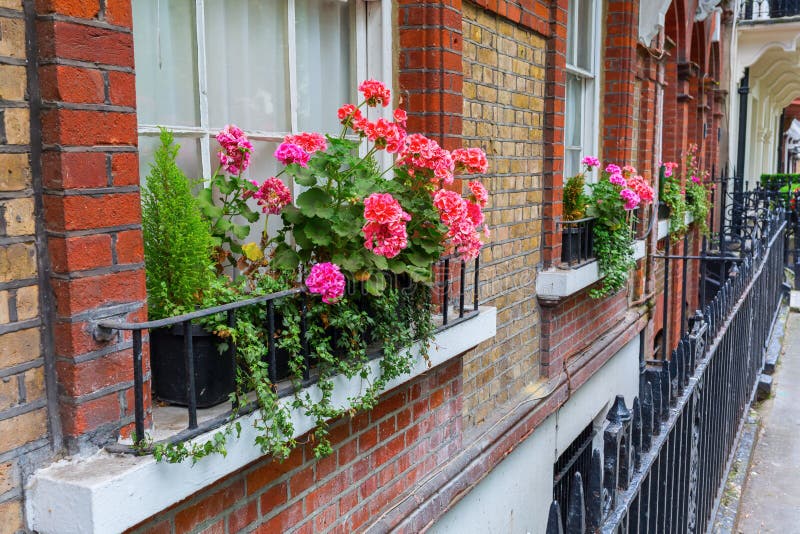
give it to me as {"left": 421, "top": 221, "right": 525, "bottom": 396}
{"left": 35, "top": 0, "right": 148, "bottom": 447}
{"left": 126, "top": 359, "right": 462, "bottom": 534}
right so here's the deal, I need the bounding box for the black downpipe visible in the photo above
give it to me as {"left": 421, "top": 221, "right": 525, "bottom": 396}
{"left": 734, "top": 69, "right": 750, "bottom": 235}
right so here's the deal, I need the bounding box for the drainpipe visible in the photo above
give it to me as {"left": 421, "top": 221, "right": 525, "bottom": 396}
{"left": 734, "top": 68, "right": 749, "bottom": 235}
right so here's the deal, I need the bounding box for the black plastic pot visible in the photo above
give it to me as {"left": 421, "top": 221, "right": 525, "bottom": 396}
{"left": 150, "top": 324, "right": 235, "bottom": 408}
{"left": 658, "top": 201, "right": 671, "bottom": 220}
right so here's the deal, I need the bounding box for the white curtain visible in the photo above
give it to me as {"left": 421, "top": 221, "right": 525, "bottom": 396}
{"left": 295, "top": 0, "right": 353, "bottom": 133}
{"left": 132, "top": 0, "right": 199, "bottom": 127}
{"left": 205, "top": 0, "right": 290, "bottom": 132}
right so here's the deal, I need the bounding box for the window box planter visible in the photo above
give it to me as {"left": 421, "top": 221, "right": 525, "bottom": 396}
{"left": 560, "top": 217, "right": 596, "bottom": 266}
{"left": 150, "top": 324, "right": 235, "bottom": 408}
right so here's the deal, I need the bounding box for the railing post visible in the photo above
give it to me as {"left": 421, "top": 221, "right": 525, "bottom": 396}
{"left": 546, "top": 501, "right": 564, "bottom": 534}
{"left": 132, "top": 330, "right": 145, "bottom": 444}
{"left": 566, "top": 472, "right": 586, "bottom": 534}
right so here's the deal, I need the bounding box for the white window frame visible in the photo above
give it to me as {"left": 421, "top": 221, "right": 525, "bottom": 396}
{"left": 564, "top": 0, "right": 602, "bottom": 181}
{"left": 135, "top": 0, "right": 394, "bottom": 182}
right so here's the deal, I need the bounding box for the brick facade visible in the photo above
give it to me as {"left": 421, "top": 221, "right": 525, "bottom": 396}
{"left": 460, "top": 1, "right": 545, "bottom": 427}
{"left": 0, "top": 2, "right": 51, "bottom": 530}
{"left": 35, "top": 0, "right": 148, "bottom": 448}
{"left": 127, "top": 359, "right": 462, "bottom": 534}
{"left": 8, "top": 0, "right": 733, "bottom": 531}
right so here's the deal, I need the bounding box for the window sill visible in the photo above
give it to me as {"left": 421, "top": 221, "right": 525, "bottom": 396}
{"left": 25, "top": 307, "right": 497, "bottom": 534}
{"left": 536, "top": 240, "right": 646, "bottom": 300}
{"left": 656, "top": 213, "right": 695, "bottom": 241}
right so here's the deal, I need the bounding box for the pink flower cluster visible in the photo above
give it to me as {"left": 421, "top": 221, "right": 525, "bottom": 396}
{"left": 305, "top": 262, "right": 346, "bottom": 304}
{"left": 433, "top": 189, "right": 486, "bottom": 261}
{"left": 216, "top": 125, "right": 253, "bottom": 175}
{"left": 627, "top": 175, "right": 654, "bottom": 204}
{"left": 662, "top": 161, "right": 679, "bottom": 177}
{"left": 582, "top": 156, "right": 600, "bottom": 168}
{"left": 362, "top": 193, "right": 411, "bottom": 258}
{"left": 359, "top": 79, "right": 391, "bottom": 107}
{"left": 468, "top": 181, "right": 489, "bottom": 207}
{"left": 396, "top": 134, "right": 456, "bottom": 185}
{"left": 274, "top": 142, "right": 310, "bottom": 167}
{"left": 284, "top": 132, "right": 327, "bottom": 154}
{"left": 249, "top": 177, "right": 292, "bottom": 215}
{"left": 362, "top": 118, "right": 406, "bottom": 153}
{"left": 453, "top": 148, "right": 489, "bottom": 174}
{"left": 620, "top": 188, "right": 641, "bottom": 211}
{"left": 609, "top": 173, "right": 626, "bottom": 186}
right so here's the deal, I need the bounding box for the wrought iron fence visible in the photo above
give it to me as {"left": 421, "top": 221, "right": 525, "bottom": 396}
{"left": 546, "top": 207, "right": 786, "bottom": 534}
{"left": 560, "top": 217, "right": 596, "bottom": 266}
{"left": 96, "top": 256, "right": 480, "bottom": 452}
{"left": 738, "top": 0, "right": 800, "bottom": 20}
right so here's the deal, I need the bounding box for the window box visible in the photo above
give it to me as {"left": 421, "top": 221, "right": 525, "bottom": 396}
{"left": 560, "top": 217, "right": 596, "bottom": 266}
{"left": 25, "top": 307, "right": 496, "bottom": 534}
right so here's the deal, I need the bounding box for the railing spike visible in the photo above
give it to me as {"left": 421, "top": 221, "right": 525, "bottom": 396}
{"left": 546, "top": 501, "right": 564, "bottom": 534}
{"left": 632, "top": 397, "right": 643, "bottom": 470}
{"left": 607, "top": 394, "right": 632, "bottom": 424}
{"left": 587, "top": 449, "right": 603, "bottom": 530}
{"left": 566, "top": 472, "right": 586, "bottom": 534}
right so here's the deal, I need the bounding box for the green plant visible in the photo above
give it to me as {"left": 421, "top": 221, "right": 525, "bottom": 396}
{"left": 683, "top": 144, "right": 711, "bottom": 236}
{"left": 660, "top": 162, "right": 687, "bottom": 236}
{"left": 141, "top": 129, "right": 215, "bottom": 319}
{"left": 587, "top": 163, "right": 653, "bottom": 298}
{"left": 145, "top": 80, "right": 490, "bottom": 463}
{"left": 563, "top": 173, "right": 589, "bottom": 221}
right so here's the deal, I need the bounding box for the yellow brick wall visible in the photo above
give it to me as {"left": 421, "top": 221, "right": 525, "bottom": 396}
{"left": 461, "top": 3, "right": 545, "bottom": 427}
{"left": 0, "top": 3, "right": 49, "bottom": 531}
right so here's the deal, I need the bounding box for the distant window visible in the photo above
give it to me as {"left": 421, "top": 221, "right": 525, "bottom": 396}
{"left": 564, "top": 0, "right": 600, "bottom": 179}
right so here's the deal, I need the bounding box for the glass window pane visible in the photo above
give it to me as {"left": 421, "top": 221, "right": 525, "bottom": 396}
{"left": 576, "top": 0, "right": 594, "bottom": 71}
{"left": 205, "top": 0, "right": 290, "bottom": 132}
{"left": 138, "top": 135, "right": 202, "bottom": 187}
{"left": 132, "top": 0, "right": 199, "bottom": 126}
{"left": 567, "top": 0, "right": 577, "bottom": 66}
{"left": 295, "top": 0, "right": 354, "bottom": 133}
{"left": 566, "top": 74, "right": 583, "bottom": 148}
{"left": 565, "top": 148, "right": 581, "bottom": 180}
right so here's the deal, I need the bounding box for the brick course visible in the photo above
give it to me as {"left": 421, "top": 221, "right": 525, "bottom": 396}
{"left": 460, "top": 2, "right": 545, "bottom": 427}
{"left": 127, "top": 359, "right": 463, "bottom": 534}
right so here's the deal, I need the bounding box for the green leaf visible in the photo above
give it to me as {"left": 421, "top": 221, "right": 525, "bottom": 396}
{"left": 333, "top": 252, "right": 365, "bottom": 273}
{"left": 296, "top": 188, "right": 333, "bottom": 218}
{"left": 364, "top": 272, "right": 386, "bottom": 295}
{"left": 304, "top": 218, "right": 333, "bottom": 245}
{"left": 232, "top": 223, "right": 250, "bottom": 240}
{"left": 241, "top": 208, "right": 260, "bottom": 223}
{"left": 406, "top": 250, "right": 433, "bottom": 268}
{"left": 213, "top": 218, "right": 232, "bottom": 233}
{"left": 281, "top": 205, "right": 303, "bottom": 225}
{"left": 293, "top": 166, "right": 318, "bottom": 187}
{"left": 406, "top": 265, "right": 433, "bottom": 283}
{"left": 273, "top": 246, "right": 300, "bottom": 271}
{"left": 293, "top": 226, "right": 312, "bottom": 249}
{"left": 217, "top": 178, "right": 236, "bottom": 195}
{"left": 371, "top": 254, "right": 388, "bottom": 271}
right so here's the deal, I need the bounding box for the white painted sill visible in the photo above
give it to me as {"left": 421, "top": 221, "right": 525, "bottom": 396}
{"left": 25, "top": 307, "right": 497, "bottom": 534}
{"left": 536, "top": 241, "right": 646, "bottom": 299}
{"left": 657, "top": 212, "right": 695, "bottom": 241}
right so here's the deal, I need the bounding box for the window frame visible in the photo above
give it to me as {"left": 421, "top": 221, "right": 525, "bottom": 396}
{"left": 564, "top": 0, "right": 602, "bottom": 181}
{"left": 134, "top": 0, "right": 394, "bottom": 182}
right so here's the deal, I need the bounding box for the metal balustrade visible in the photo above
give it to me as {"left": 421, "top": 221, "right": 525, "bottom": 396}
{"left": 545, "top": 207, "right": 787, "bottom": 534}
{"left": 739, "top": 0, "right": 800, "bottom": 20}
{"left": 96, "top": 256, "right": 479, "bottom": 452}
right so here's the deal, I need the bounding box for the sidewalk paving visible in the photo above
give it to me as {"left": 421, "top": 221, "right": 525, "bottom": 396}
{"left": 735, "top": 311, "right": 800, "bottom": 533}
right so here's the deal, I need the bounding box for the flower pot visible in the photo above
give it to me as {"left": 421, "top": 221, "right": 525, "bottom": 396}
{"left": 561, "top": 225, "right": 593, "bottom": 264}
{"left": 150, "top": 323, "right": 235, "bottom": 408}
{"left": 658, "top": 201, "right": 670, "bottom": 220}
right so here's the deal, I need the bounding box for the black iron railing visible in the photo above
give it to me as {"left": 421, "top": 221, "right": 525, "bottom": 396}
{"left": 97, "top": 256, "right": 480, "bottom": 452}
{"left": 546, "top": 207, "right": 786, "bottom": 533}
{"left": 560, "top": 217, "right": 596, "bottom": 266}
{"left": 739, "top": 0, "right": 800, "bottom": 20}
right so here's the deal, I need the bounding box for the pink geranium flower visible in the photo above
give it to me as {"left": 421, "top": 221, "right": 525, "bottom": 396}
{"left": 393, "top": 109, "right": 408, "bottom": 127}
{"left": 606, "top": 164, "right": 621, "bottom": 175}
{"left": 581, "top": 156, "right": 600, "bottom": 168}
{"left": 359, "top": 79, "right": 391, "bottom": 107}
{"left": 251, "top": 177, "right": 292, "bottom": 215}
{"left": 627, "top": 175, "right": 654, "bottom": 205}
{"left": 468, "top": 180, "right": 489, "bottom": 208}
{"left": 609, "top": 173, "right": 626, "bottom": 186}
{"left": 274, "top": 142, "right": 310, "bottom": 167}
{"left": 362, "top": 118, "right": 407, "bottom": 153}
{"left": 216, "top": 125, "right": 253, "bottom": 175}
{"left": 362, "top": 193, "right": 411, "bottom": 258}
{"left": 284, "top": 132, "right": 327, "bottom": 154}
{"left": 452, "top": 147, "right": 489, "bottom": 174}
{"left": 620, "top": 188, "right": 641, "bottom": 210}
{"left": 305, "top": 262, "right": 346, "bottom": 304}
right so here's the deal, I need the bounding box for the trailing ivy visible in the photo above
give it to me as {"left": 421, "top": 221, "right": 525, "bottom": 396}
{"left": 589, "top": 176, "right": 636, "bottom": 298}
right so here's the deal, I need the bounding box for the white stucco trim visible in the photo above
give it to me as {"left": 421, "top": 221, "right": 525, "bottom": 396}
{"left": 656, "top": 212, "right": 694, "bottom": 241}
{"left": 25, "top": 308, "right": 497, "bottom": 534}
{"left": 638, "top": 0, "right": 673, "bottom": 45}
{"left": 536, "top": 240, "right": 646, "bottom": 299}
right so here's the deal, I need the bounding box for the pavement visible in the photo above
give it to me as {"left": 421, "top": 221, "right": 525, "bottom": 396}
{"left": 735, "top": 311, "right": 800, "bottom": 533}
